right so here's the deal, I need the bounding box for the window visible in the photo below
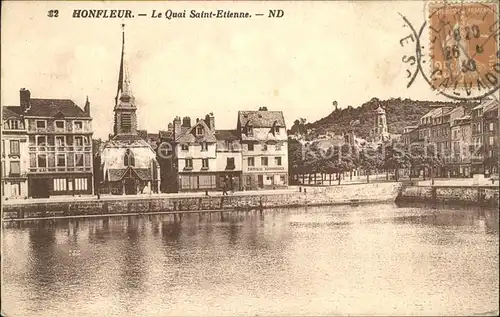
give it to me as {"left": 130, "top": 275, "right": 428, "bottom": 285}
{"left": 56, "top": 136, "right": 65, "bottom": 147}
{"left": 275, "top": 157, "right": 282, "bottom": 166}
{"left": 196, "top": 126, "right": 203, "bottom": 135}
{"left": 75, "top": 153, "right": 84, "bottom": 167}
{"left": 280, "top": 175, "right": 286, "bottom": 183}
{"left": 202, "top": 158, "right": 209, "bottom": 169}
{"left": 8, "top": 120, "right": 20, "bottom": 130}
{"left": 246, "top": 175, "right": 252, "bottom": 186}
{"left": 10, "top": 161, "right": 20, "bottom": 175}
{"left": 120, "top": 114, "right": 131, "bottom": 132}
{"left": 37, "top": 154, "right": 47, "bottom": 167}
{"left": 227, "top": 157, "right": 235, "bottom": 169}
{"left": 74, "top": 136, "right": 83, "bottom": 146}
{"left": 247, "top": 126, "right": 253, "bottom": 136}
{"left": 55, "top": 121, "right": 65, "bottom": 130}
{"left": 274, "top": 126, "right": 280, "bottom": 134}
{"left": 9, "top": 140, "right": 20, "bottom": 155}
{"left": 248, "top": 157, "right": 255, "bottom": 166}
{"left": 261, "top": 157, "right": 268, "bottom": 166}
{"left": 53, "top": 178, "right": 67, "bottom": 192}
{"left": 57, "top": 154, "right": 66, "bottom": 167}
{"left": 75, "top": 178, "right": 88, "bottom": 191}
{"left": 74, "top": 121, "right": 83, "bottom": 130}
{"left": 36, "top": 120, "right": 46, "bottom": 129}
{"left": 36, "top": 136, "right": 46, "bottom": 146}
{"left": 185, "top": 158, "right": 193, "bottom": 169}
{"left": 181, "top": 144, "right": 189, "bottom": 151}
{"left": 200, "top": 142, "right": 208, "bottom": 151}
{"left": 248, "top": 143, "right": 254, "bottom": 151}
{"left": 275, "top": 143, "right": 282, "bottom": 151}
{"left": 123, "top": 149, "right": 134, "bottom": 167}
{"left": 262, "top": 143, "right": 268, "bottom": 151}
{"left": 224, "top": 140, "right": 233, "bottom": 151}
{"left": 489, "top": 136, "right": 494, "bottom": 146}
{"left": 490, "top": 123, "right": 494, "bottom": 131}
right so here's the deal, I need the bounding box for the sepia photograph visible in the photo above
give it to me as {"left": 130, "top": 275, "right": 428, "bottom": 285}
{"left": 1, "top": 1, "right": 499, "bottom": 316}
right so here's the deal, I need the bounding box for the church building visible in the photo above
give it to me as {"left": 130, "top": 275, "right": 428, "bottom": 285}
{"left": 99, "top": 25, "right": 160, "bottom": 195}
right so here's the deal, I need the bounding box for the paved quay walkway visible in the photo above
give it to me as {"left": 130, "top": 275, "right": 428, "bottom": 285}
{"left": 2, "top": 187, "right": 302, "bottom": 206}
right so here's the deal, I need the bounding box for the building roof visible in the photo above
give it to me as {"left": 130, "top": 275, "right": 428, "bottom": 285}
{"left": 159, "top": 130, "right": 174, "bottom": 140}
{"left": 107, "top": 167, "right": 152, "bottom": 182}
{"left": 421, "top": 107, "right": 445, "bottom": 119}
{"left": 2, "top": 106, "right": 22, "bottom": 119}
{"left": 238, "top": 110, "right": 285, "bottom": 128}
{"left": 24, "top": 98, "right": 90, "bottom": 118}
{"left": 375, "top": 105, "right": 386, "bottom": 115}
{"left": 215, "top": 129, "right": 239, "bottom": 141}
{"left": 175, "top": 120, "right": 216, "bottom": 143}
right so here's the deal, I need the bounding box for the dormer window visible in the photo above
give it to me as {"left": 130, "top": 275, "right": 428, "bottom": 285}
{"left": 196, "top": 126, "right": 203, "bottom": 136}
{"left": 74, "top": 121, "right": 83, "bottom": 131}
{"left": 181, "top": 144, "right": 189, "bottom": 151}
{"left": 36, "top": 120, "right": 46, "bottom": 129}
{"left": 247, "top": 125, "right": 253, "bottom": 136}
{"left": 274, "top": 126, "right": 280, "bottom": 134}
{"left": 7, "top": 120, "right": 22, "bottom": 130}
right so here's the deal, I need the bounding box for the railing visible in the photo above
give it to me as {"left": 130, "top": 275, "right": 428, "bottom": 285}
{"left": 28, "top": 146, "right": 91, "bottom": 152}
{"left": 28, "top": 167, "right": 91, "bottom": 173}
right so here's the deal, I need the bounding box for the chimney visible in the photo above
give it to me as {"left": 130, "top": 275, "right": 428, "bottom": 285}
{"left": 205, "top": 113, "right": 215, "bottom": 130}
{"left": 259, "top": 106, "right": 268, "bottom": 111}
{"left": 167, "top": 123, "right": 173, "bottom": 133}
{"left": 182, "top": 116, "right": 191, "bottom": 128}
{"left": 173, "top": 116, "right": 181, "bottom": 137}
{"left": 84, "top": 96, "right": 91, "bottom": 116}
{"left": 20, "top": 88, "right": 31, "bottom": 113}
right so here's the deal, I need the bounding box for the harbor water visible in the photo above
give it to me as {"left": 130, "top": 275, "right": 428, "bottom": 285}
{"left": 2, "top": 203, "right": 499, "bottom": 316}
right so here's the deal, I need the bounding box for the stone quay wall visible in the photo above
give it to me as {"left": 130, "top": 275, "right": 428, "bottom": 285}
{"left": 2, "top": 183, "right": 401, "bottom": 220}
{"left": 397, "top": 184, "right": 499, "bottom": 207}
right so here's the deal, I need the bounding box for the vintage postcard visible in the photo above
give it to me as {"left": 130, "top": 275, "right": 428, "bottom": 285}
{"left": 1, "top": 1, "right": 498, "bottom": 316}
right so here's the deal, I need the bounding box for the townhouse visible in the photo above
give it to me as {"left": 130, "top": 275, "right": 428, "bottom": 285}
{"left": 1, "top": 106, "right": 29, "bottom": 199}
{"left": 11, "top": 88, "right": 94, "bottom": 198}
{"left": 450, "top": 115, "right": 472, "bottom": 177}
{"left": 237, "top": 107, "right": 288, "bottom": 189}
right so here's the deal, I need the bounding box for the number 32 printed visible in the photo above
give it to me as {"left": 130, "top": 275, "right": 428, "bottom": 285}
{"left": 48, "top": 10, "right": 59, "bottom": 17}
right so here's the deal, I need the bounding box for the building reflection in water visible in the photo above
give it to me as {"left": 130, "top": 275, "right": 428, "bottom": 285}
{"left": 119, "top": 216, "right": 146, "bottom": 293}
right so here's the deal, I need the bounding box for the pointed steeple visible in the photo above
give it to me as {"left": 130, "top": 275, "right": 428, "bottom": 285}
{"left": 113, "top": 24, "right": 138, "bottom": 137}
{"left": 84, "top": 95, "right": 90, "bottom": 115}
{"left": 115, "top": 23, "right": 134, "bottom": 108}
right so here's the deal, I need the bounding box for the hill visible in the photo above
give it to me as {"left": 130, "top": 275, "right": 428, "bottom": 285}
{"left": 289, "top": 97, "right": 478, "bottom": 139}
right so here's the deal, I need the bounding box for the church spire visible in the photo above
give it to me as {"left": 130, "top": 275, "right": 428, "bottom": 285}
{"left": 84, "top": 95, "right": 90, "bottom": 115}
{"left": 115, "top": 23, "right": 133, "bottom": 108}
{"left": 113, "top": 24, "right": 138, "bottom": 137}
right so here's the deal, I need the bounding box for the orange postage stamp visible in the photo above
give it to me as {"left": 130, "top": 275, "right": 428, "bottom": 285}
{"left": 427, "top": 2, "right": 499, "bottom": 94}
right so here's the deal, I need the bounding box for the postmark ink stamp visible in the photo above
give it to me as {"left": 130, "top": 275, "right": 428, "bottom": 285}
{"left": 417, "top": 1, "right": 499, "bottom": 100}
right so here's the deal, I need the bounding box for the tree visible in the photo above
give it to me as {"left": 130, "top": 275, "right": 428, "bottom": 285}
{"left": 359, "top": 146, "right": 383, "bottom": 183}
{"left": 383, "top": 143, "right": 411, "bottom": 181}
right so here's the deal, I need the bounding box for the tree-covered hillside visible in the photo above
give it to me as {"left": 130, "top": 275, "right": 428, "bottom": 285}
{"left": 289, "top": 97, "right": 478, "bottom": 139}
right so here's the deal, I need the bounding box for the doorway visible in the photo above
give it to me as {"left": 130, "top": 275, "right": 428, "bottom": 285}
{"left": 124, "top": 178, "right": 137, "bottom": 195}
{"left": 31, "top": 178, "right": 50, "bottom": 198}
{"left": 258, "top": 175, "right": 264, "bottom": 188}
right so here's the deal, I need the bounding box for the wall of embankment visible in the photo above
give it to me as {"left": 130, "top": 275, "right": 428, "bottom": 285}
{"left": 396, "top": 184, "right": 499, "bottom": 208}
{"left": 2, "top": 182, "right": 400, "bottom": 220}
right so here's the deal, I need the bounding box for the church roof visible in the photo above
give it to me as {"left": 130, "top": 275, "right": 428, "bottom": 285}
{"left": 107, "top": 167, "right": 152, "bottom": 182}
{"left": 104, "top": 137, "right": 153, "bottom": 148}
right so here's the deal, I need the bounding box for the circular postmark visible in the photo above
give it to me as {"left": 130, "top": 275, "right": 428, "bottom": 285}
{"left": 416, "top": 2, "right": 499, "bottom": 100}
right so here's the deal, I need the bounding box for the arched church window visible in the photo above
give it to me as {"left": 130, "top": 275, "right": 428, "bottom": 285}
{"left": 124, "top": 149, "right": 135, "bottom": 167}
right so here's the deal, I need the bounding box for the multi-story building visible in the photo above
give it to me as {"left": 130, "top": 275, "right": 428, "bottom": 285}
{"left": 470, "top": 102, "right": 486, "bottom": 174}
{"left": 450, "top": 115, "right": 472, "bottom": 177}
{"left": 483, "top": 101, "right": 499, "bottom": 175}
{"left": 237, "top": 107, "right": 288, "bottom": 189}
{"left": 215, "top": 129, "right": 242, "bottom": 191}
{"left": 1, "top": 105, "right": 29, "bottom": 199}
{"left": 100, "top": 26, "right": 160, "bottom": 195}
{"left": 17, "top": 88, "right": 94, "bottom": 198}
{"left": 401, "top": 125, "right": 418, "bottom": 146}
{"left": 174, "top": 114, "right": 218, "bottom": 192}
{"left": 430, "top": 106, "right": 466, "bottom": 177}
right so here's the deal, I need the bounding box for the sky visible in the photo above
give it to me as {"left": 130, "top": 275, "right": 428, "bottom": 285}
{"left": 1, "top": 1, "right": 452, "bottom": 139}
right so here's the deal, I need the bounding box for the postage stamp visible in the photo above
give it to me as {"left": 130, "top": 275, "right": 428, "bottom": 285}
{"left": 425, "top": 2, "right": 499, "bottom": 97}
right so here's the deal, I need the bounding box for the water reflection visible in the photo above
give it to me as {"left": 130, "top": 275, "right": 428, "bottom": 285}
{"left": 2, "top": 204, "right": 499, "bottom": 316}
